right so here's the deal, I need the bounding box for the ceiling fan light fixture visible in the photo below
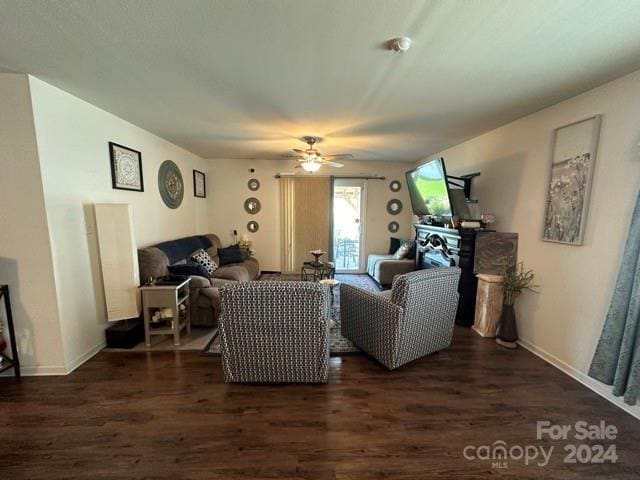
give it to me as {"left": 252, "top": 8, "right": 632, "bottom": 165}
{"left": 301, "top": 160, "right": 321, "bottom": 172}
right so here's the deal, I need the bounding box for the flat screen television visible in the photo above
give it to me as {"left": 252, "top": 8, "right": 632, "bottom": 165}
{"left": 405, "top": 157, "right": 453, "bottom": 217}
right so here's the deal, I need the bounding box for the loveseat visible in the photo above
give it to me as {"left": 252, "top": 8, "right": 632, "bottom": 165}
{"left": 138, "top": 234, "right": 260, "bottom": 327}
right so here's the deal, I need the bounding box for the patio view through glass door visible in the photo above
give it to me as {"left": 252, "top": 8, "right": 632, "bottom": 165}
{"left": 332, "top": 179, "right": 366, "bottom": 272}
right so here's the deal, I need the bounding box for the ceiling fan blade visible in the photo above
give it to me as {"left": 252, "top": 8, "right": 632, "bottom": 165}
{"left": 293, "top": 148, "right": 306, "bottom": 154}
{"left": 323, "top": 154, "right": 353, "bottom": 160}
{"left": 324, "top": 161, "right": 344, "bottom": 168}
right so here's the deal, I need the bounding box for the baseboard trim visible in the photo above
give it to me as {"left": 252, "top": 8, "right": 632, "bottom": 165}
{"left": 66, "top": 341, "right": 106, "bottom": 374}
{"left": 18, "top": 364, "right": 68, "bottom": 376}
{"left": 518, "top": 338, "right": 640, "bottom": 421}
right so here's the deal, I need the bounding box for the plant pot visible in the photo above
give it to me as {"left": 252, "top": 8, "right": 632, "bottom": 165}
{"left": 496, "top": 304, "right": 518, "bottom": 349}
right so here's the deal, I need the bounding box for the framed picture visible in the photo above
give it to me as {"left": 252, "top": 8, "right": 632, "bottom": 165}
{"left": 193, "top": 170, "right": 206, "bottom": 198}
{"left": 542, "top": 115, "right": 601, "bottom": 245}
{"left": 109, "top": 142, "right": 143, "bottom": 192}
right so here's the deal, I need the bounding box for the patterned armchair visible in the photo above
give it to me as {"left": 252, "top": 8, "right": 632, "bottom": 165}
{"left": 219, "top": 281, "right": 330, "bottom": 383}
{"left": 340, "top": 268, "right": 461, "bottom": 370}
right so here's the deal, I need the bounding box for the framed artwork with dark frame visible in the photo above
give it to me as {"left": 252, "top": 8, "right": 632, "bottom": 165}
{"left": 193, "top": 169, "right": 206, "bottom": 198}
{"left": 109, "top": 142, "right": 143, "bottom": 192}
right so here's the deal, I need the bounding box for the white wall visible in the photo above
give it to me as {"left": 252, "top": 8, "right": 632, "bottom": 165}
{"left": 423, "top": 69, "right": 640, "bottom": 418}
{"left": 205, "top": 158, "right": 415, "bottom": 271}
{"left": 0, "top": 74, "right": 66, "bottom": 374}
{"left": 28, "top": 77, "right": 208, "bottom": 372}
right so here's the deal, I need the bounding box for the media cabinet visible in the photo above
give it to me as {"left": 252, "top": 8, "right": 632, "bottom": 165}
{"left": 414, "top": 224, "right": 481, "bottom": 327}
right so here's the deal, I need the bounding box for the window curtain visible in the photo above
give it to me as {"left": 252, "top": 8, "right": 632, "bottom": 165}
{"left": 589, "top": 187, "right": 640, "bottom": 405}
{"left": 279, "top": 176, "right": 331, "bottom": 273}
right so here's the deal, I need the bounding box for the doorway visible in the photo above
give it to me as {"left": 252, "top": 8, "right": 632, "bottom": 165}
{"left": 332, "top": 179, "right": 366, "bottom": 273}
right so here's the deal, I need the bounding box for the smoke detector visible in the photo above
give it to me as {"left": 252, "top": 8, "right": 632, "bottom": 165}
{"left": 388, "top": 36, "right": 412, "bottom": 53}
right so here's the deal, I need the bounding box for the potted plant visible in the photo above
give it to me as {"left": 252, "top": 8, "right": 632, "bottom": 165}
{"left": 496, "top": 262, "right": 538, "bottom": 349}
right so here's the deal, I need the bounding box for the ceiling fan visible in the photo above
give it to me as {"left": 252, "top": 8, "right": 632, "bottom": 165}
{"left": 292, "top": 136, "right": 353, "bottom": 172}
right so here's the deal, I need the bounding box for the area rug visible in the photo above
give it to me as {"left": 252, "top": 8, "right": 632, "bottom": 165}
{"left": 202, "top": 273, "right": 384, "bottom": 356}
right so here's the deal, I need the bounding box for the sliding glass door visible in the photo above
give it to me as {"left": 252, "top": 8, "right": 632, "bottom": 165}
{"left": 332, "top": 179, "right": 366, "bottom": 273}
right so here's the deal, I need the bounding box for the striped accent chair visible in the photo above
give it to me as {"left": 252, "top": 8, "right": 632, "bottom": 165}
{"left": 340, "top": 268, "right": 461, "bottom": 370}
{"left": 219, "top": 281, "right": 330, "bottom": 383}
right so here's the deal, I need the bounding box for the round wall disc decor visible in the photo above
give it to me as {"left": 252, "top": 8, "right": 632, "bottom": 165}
{"left": 389, "top": 180, "right": 401, "bottom": 192}
{"left": 244, "top": 197, "right": 261, "bottom": 214}
{"left": 247, "top": 221, "right": 259, "bottom": 232}
{"left": 388, "top": 221, "right": 399, "bottom": 233}
{"left": 248, "top": 178, "right": 260, "bottom": 191}
{"left": 158, "top": 160, "right": 184, "bottom": 209}
{"left": 387, "top": 199, "right": 403, "bottom": 215}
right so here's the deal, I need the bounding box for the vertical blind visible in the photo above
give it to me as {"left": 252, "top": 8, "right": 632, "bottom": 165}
{"left": 280, "top": 176, "right": 331, "bottom": 273}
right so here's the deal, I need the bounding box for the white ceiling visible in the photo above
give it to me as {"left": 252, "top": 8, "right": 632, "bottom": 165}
{"left": 2, "top": 0, "right": 640, "bottom": 161}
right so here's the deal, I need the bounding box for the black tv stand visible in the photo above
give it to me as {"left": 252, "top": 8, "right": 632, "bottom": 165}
{"left": 414, "top": 224, "right": 481, "bottom": 327}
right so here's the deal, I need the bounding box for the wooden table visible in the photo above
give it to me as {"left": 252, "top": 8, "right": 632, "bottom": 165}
{"left": 140, "top": 278, "right": 191, "bottom": 348}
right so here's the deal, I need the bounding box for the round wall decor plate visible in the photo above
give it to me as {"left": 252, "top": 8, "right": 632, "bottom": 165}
{"left": 248, "top": 178, "right": 260, "bottom": 191}
{"left": 247, "top": 221, "right": 259, "bottom": 232}
{"left": 158, "top": 160, "right": 184, "bottom": 209}
{"left": 244, "top": 197, "right": 261, "bottom": 214}
{"left": 387, "top": 199, "right": 403, "bottom": 215}
{"left": 388, "top": 221, "right": 399, "bottom": 233}
{"left": 390, "top": 180, "right": 401, "bottom": 192}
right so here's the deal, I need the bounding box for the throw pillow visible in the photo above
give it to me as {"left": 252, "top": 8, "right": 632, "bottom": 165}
{"left": 389, "top": 237, "right": 416, "bottom": 260}
{"left": 190, "top": 248, "right": 218, "bottom": 276}
{"left": 218, "top": 244, "right": 248, "bottom": 265}
{"left": 168, "top": 262, "right": 209, "bottom": 278}
{"left": 393, "top": 242, "right": 412, "bottom": 260}
{"left": 389, "top": 237, "right": 401, "bottom": 255}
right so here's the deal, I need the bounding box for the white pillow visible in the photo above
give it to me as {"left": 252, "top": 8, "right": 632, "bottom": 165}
{"left": 393, "top": 243, "right": 411, "bottom": 260}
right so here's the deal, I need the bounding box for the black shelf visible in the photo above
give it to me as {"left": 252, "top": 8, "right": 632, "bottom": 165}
{"left": 0, "top": 285, "right": 20, "bottom": 378}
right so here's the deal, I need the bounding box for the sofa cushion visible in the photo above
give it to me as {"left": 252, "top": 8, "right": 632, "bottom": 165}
{"left": 204, "top": 234, "right": 222, "bottom": 256}
{"left": 191, "top": 248, "right": 219, "bottom": 276}
{"left": 154, "top": 235, "right": 213, "bottom": 264}
{"left": 138, "top": 247, "right": 170, "bottom": 283}
{"left": 188, "top": 275, "right": 212, "bottom": 288}
{"left": 168, "top": 262, "right": 209, "bottom": 278}
{"left": 218, "top": 244, "right": 248, "bottom": 265}
{"left": 213, "top": 264, "right": 251, "bottom": 282}
{"left": 210, "top": 277, "right": 237, "bottom": 288}
{"left": 389, "top": 237, "right": 416, "bottom": 260}
{"left": 242, "top": 257, "right": 261, "bottom": 280}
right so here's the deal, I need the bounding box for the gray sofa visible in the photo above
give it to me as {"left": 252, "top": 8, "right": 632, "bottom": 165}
{"left": 366, "top": 253, "right": 415, "bottom": 286}
{"left": 138, "top": 234, "right": 260, "bottom": 327}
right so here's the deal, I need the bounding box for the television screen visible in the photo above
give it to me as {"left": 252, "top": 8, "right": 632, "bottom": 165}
{"left": 405, "top": 158, "right": 453, "bottom": 217}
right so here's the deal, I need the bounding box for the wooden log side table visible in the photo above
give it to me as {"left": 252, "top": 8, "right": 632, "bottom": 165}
{"left": 140, "top": 278, "right": 191, "bottom": 348}
{"left": 472, "top": 274, "right": 504, "bottom": 338}
{"left": 0, "top": 285, "right": 20, "bottom": 378}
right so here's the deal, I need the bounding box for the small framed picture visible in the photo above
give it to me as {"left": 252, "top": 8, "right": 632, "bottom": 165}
{"left": 109, "top": 142, "right": 143, "bottom": 192}
{"left": 193, "top": 169, "right": 206, "bottom": 198}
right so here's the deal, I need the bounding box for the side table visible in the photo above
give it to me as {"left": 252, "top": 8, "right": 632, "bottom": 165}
{"left": 140, "top": 278, "right": 191, "bottom": 348}
{"left": 0, "top": 285, "right": 20, "bottom": 378}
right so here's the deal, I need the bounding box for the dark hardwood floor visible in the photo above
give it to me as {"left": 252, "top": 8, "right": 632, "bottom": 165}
{"left": 1, "top": 327, "right": 639, "bottom": 479}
